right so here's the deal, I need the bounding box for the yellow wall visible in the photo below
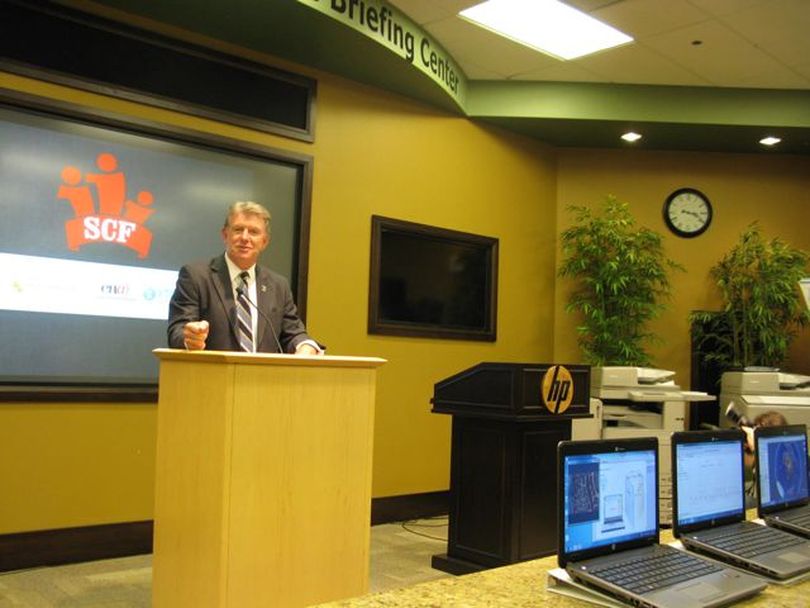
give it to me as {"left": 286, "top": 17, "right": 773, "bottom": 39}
{"left": 2, "top": 58, "right": 809, "bottom": 535}
{"left": 0, "top": 403, "right": 156, "bottom": 532}
{"left": 305, "top": 79, "right": 559, "bottom": 496}
{"left": 0, "top": 67, "right": 558, "bottom": 532}
{"left": 554, "top": 148, "right": 810, "bottom": 381}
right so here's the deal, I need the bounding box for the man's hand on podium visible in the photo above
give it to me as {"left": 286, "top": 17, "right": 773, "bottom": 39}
{"left": 294, "top": 342, "right": 321, "bottom": 356}
{"left": 183, "top": 320, "right": 209, "bottom": 350}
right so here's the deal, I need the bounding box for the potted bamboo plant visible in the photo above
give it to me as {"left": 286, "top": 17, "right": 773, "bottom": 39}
{"left": 691, "top": 223, "right": 809, "bottom": 371}
{"left": 558, "top": 196, "right": 682, "bottom": 366}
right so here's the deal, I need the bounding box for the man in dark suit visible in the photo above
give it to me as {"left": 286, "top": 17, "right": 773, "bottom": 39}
{"left": 167, "top": 201, "right": 320, "bottom": 355}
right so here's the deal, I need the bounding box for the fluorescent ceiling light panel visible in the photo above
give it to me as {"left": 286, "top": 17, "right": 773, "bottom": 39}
{"left": 459, "top": 0, "right": 633, "bottom": 60}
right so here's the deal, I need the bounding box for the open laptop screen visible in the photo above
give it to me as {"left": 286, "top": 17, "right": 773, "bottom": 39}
{"left": 758, "top": 430, "right": 809, "bottom": 509}
{"left": 562, "top": 447, "right": 657, "bottom": 554}
{"left": 675, "top": 438, "right": 745, "bottom": 527}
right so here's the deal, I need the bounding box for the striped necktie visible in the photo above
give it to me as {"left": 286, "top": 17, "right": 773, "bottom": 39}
{"left": 236, "top": 271, "right": 254, "bottom": 352}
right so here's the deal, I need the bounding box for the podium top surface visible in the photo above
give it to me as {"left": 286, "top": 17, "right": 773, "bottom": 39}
{"left": 431, "top": 361, "right": 591, "bottom": 420}
{"left": 153, "top": 348, "right": 386, "bottom": 369}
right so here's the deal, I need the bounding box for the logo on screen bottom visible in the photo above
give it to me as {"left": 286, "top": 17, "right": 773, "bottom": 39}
{"left": 56, "top": 152, "right": 155, "bottom": 258}
{"left": 542, "top": 365, "right": 574, "bottom": 414}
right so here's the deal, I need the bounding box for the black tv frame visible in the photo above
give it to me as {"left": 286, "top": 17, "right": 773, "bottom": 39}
{"left": 368, "top": 215, "right": 498, "bottom": 342}
{"left": 0, "top": 89, "right": 313, "bottom": 402}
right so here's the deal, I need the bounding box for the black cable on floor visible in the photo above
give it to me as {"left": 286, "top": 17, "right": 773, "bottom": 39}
{"left": 400, "top": 515, "right": 449, "bottom": 541}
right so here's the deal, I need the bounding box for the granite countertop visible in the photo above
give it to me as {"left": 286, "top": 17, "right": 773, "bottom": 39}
{"left": 313, "top": 557, "right": 568, "bottom": 608}
{"left": 314, "top": 533, "right": 809, "bottom": 608}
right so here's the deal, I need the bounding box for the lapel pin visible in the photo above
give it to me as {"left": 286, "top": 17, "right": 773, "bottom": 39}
{"left": 261, "top": 285, "right": 267, "bottom": 293}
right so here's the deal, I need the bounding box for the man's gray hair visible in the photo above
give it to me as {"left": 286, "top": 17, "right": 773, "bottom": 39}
{"left": 224, "top": 201, "right": 272, "bottom": 235}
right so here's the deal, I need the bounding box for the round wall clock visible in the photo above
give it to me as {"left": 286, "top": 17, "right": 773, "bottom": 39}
{"left": 663, "top": 188, "right": 712, "bottom": 237}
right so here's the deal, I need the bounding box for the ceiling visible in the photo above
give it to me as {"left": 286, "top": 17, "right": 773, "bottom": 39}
{"left": 54, "top": 0, "right": 810, "bottom": 154}
{"left": 390, "top": 0, "right": 810, "bottom": 90}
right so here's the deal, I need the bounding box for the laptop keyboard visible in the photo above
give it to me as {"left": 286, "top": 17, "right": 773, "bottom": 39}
{"left": 705, "top": 524, "right": 804, "bottom": 557}
{"left": 780, "top": 511, "right": 810, "bottom": 528}
{"left": 589, "top": 549, "right": 722, "bottom": 594}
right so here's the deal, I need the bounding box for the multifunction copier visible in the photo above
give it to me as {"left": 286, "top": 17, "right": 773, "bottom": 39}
{"left": 589, "top": 366, "right": 716, "bottom": 524}
{"left": 720, "top": 371, "right": 810, "bottom": 430}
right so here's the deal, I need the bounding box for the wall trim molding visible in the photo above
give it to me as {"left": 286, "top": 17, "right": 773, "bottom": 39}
{"left": 371, "top": 490, "right": 449, "bottom": 526}
{"left": 0, "top": 492, "right": 449, "bottom": 571}
{"left": 0, "top": 521, "right": 153, "bottom": 573}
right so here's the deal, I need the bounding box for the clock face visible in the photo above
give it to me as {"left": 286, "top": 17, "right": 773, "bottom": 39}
{"left": 664, "top": 188, "right": 712, "bottom": 237}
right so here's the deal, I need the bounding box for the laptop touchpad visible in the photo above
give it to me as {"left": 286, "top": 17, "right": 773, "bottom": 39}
{"left": 779, "top": 552, "right": 808, "bottom": 563}
{"left": 681, "top": 582, "right": 721, "bottom": 601}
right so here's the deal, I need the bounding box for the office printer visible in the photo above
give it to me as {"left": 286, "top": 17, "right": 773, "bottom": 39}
{"left": 590, "top": 366, "right": 716, "bottom": 525}
{"left": 720, "top": 371, "right": 810, "bottom": 430}
{"left": 592, "top": 366, "right": 715, "bottom": 431}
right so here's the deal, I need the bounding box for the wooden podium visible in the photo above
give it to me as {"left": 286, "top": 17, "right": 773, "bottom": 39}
{"left": 430, "top": 362, "right": 591, "bottom": 574}
{"left": 152, "top": 349, "right": 385, "bottom": 608}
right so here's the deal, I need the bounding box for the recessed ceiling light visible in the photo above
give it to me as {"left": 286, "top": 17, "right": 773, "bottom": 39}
{"left": 459, "top": 0, "right": 633, "bottom": 61}
{"left": 759, "top": 136, "right": 781, "bottom": 146}
{"left": 621, "top": 132, "right": 642, "bottom": 143}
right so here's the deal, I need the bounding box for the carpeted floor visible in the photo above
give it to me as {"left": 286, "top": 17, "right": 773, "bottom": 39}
{"left": 0, "top": 518, "right": 450, "bottom": 607}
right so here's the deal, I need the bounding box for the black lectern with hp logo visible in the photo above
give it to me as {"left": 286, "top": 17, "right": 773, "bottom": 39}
{"left": 431, "top": 362, "right": 591, "bottom": 575}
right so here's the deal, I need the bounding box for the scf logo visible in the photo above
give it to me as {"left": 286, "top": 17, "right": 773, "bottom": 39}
{"left": 541, "top": 365, "right": 574, "bottom": 414}
{"left": 83, "top": 217, "right": 138, "bottom": 244}
{"left": 56, "top": 152, "right": 155, "bottom": 258}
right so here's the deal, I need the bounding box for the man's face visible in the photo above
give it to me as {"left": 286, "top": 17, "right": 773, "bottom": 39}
{"left": 221, "top": 212, "right": 269, "bottom": 270}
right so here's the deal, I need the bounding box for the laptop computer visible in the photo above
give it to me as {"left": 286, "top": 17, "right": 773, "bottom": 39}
{"left": 755, "top": 424, "right": 810, "bottom": 537}
{"left": 558, "top": 437, "right": 765, "bottom": 608}
{"left": 672, "top": 428, "right": 810, "bottom": 579}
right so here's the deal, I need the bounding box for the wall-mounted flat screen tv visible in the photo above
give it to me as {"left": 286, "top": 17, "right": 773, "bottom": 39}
{"left": 368, "top": 216, "right": 498, "bottom": 341}
{"left": 0, "top": 98, "right": 310, "bottom": 397}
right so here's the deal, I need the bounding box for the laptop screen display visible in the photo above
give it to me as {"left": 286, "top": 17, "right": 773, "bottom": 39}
{"left": 758, "top": 433, "right": 809, "bottom": 508}
{"left": 675, "top": 439, "right": 744, "bottom": 526}
{"left": 563, "top": 448, "right": 657, "bottom": 554}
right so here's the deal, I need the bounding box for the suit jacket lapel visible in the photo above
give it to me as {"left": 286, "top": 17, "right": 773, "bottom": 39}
{"left": 210, "top": 255, "right": 239, "bottom": 343}
{"left": 255, "top": 266, "right": 272, "bottom": 349}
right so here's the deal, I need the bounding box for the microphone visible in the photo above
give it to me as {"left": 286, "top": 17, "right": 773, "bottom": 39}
{"left": 236, "top": 282, "right": 285, "bottom": 354}
{"left": 725, "top": 402, "right": 753, "bottom": 428}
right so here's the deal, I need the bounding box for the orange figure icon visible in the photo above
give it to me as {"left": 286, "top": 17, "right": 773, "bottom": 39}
{"left": 86, "top": 152, "right": 126, "bottom": 216}
{"left": 56, "top": 151, "right": 156, "bottom": 258}
{"left": 57, "top": 166, "right": 95, "bottom": 217}
{"left": 124, "top": 190, "right": 156, "bottom": 225}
